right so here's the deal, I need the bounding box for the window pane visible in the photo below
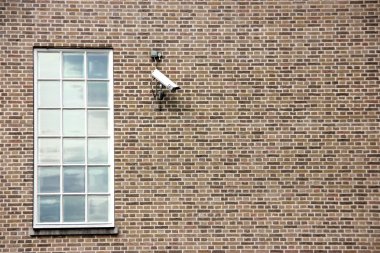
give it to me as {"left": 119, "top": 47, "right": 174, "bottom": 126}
{"left": 88, "top": 167, "right": 108, "bottom": 193}
{"left": 63, "top": 166, "right": 85, "bottom": 193}
{"left": 87, "top": 82, "right": 108, "bottom": 107}
{"left": 88, "top": 110, "right": 108, "bottom": 136}
{"left": 38, "top": 52, "right": 60, "bottom": 79}
{"left": 63, "top": 138, "right": 85, "bottom": 164}
{"left": 38, "top": 81, "right": 60, "bottom": 108}
{"left": 38, "top": 167, "right": 60, "bottom": 193}
{"left": 63, "top": 110, "right": 85, "bottom": 136}
{"left": 88, "top": 138, "right": 109, "bottom": 164}
{"left": 88, "top": 54, "right": 108, "bottom": 79}
{"left": 35, "top": 49, "right": 113, "bottom": 227}
{"left": 63, "top": 53, "right": 84, "bottom": 78}
{"left": 38, "top": 138, "right": 60, "bottom": 164}
{"left": 63, "top": 195, "right": 85, "bottom": 222}
{"left": 63, "top": 81, "right": 84, "bottom": 107}
{"left": 38, "top": 196, "right": 60, "bottom": 223}
{"left": 88, "top": 196, "right": 108, "bottom": 222}
{"left": 39, "top": 110, "right": 60, "bottom": 136}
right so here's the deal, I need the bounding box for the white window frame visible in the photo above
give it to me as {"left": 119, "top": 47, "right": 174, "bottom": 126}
{"left": 33, "top": 48, "right": 114, "bottom": 229}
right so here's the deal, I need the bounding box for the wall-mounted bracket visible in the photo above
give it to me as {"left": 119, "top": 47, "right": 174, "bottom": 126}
{"left": 151, "top": 50, "right": 165, "bottom": 104}
{"left": 151, "top": 50, "right": 162, "bottom": 62}
{"left": 151, "top": 81, "right": 166, "bottom": 101}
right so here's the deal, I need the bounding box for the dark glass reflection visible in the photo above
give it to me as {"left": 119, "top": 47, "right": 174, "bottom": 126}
{"left": 39, "top": 196, "right": 60, "bottom": 222}
{"left": 63, "top": 166, "right": 85, "bottom": 193}
{"left": 87, "top": 54, "right": 108, "bottom": 79}
{"left": 63, "top": 195, "right": 85, "bottom": 222}
{"left": 38, "top": 167, "right": 60, "bottom": 193}
{"left": 63, "top": 54, "right": 84, "bottom": 78}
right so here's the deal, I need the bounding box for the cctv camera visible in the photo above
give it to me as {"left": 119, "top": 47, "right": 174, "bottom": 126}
{"left": 152, "top": 69, "right": 180, "bottom": 92}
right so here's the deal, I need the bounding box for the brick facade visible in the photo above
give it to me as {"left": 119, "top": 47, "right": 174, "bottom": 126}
{"left": 0, "top": 0, "right": 379, "bottom": 252}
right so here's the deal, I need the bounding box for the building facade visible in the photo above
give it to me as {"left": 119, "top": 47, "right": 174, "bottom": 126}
{"left": 0, "top": 0, "right": 379, "bottom": 252}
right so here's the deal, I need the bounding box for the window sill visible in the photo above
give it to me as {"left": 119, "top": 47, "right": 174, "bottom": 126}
{"left": 29, "top": 227, "right": 119, "bottom": 236}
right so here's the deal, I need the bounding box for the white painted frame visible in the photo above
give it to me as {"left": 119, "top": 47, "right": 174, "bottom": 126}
{"left": 33, "top": 48, "right": 114, "bottom": 228}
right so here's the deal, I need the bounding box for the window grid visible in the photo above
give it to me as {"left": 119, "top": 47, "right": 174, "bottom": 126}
{"left": 34, "top": 49, "right": 114, "bottom": 228}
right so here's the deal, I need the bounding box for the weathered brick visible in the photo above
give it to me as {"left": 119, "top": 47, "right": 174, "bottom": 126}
{"left": 0, "top": 0, "right": 379, "bottom": 252}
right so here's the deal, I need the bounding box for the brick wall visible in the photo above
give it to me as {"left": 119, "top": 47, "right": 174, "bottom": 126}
{"left": 0, "top": 0, "right": 379, "bottom": 252}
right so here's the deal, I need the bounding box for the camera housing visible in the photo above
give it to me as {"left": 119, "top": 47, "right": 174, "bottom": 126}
{"left": 152, "top": 69, "right": 180, "bottom": 92}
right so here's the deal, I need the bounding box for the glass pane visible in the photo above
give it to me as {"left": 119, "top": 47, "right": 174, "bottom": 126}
{"left": 63, "top": 81, "right": 84, "bottom": 107}
{"left": 38, "top": 167, "right": 60, "bottom": 193}
{"left": 63, "top": 166, "right": 85, "bottom": 193}
{"left": 39, "top": 110, "right": 60, "bottom": 136}
{"left": 38, "top": 52, "right": 60, "bottom": 79}
{"left": 88, "top": 110, "right": 108, "bottom": 136}
{"left": 63, "top": 195, "right": 85, "bottom": 222}
{"left": 88, "top": 196, "right": 108, "bottom": 222}
{"left": 38, "top": 138, "right": 60, "bottom": 164}
{"left": 87, "top": 82, "right": 108, "bottom": 107}
{"left": 63, "top": 138, "right": 85, "bottom": 164}
{"left": 63, "top": 53, "right": 84, "bottom": 78}
{"left": 38, "top": 196, "right": 60, "bottom": 223}
{"left": 38, "top": 81, "right": 60, "bottom": 107}
{"left": 88, "top": 138, "right": 108, "bottom": 164}
{"left": 88, "top": 167, "right": 108, "bottom": 193}
{"left": 87, "top": 54, "right": 108, "bottom": 79}
{"left": 63, "top": 110, "right": 85, "bottom": 136}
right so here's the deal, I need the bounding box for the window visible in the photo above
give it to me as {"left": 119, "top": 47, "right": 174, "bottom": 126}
{"left": 33, "top": 49, "right": 114, "bottom": 228}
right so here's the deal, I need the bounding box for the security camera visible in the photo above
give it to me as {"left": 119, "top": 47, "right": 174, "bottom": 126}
{"left": 152, "top": 69, "right": 180, "bottom": 92}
